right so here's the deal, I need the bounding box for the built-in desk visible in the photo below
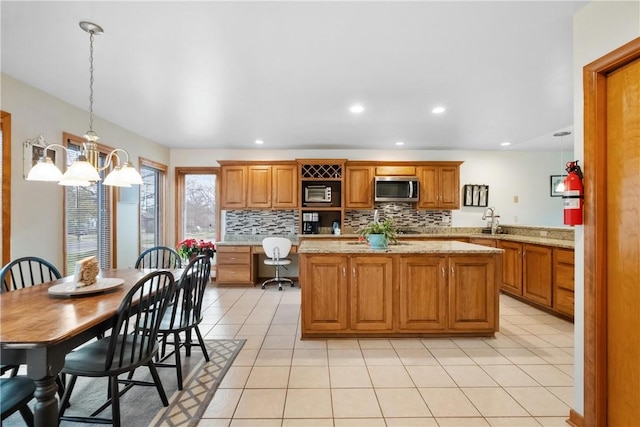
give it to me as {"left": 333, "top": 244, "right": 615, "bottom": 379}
{"left": 216, "top": 240, "right": 298, "bottom": 286}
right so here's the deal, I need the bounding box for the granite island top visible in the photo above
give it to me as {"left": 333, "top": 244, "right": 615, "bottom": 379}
{"left": 297, "top": 239, "right": 503, "bottom": 254}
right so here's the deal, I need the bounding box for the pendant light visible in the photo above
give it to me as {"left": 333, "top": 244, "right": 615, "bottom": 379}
{"left": 26, "top": 21, "right": 143, "bottom": 187}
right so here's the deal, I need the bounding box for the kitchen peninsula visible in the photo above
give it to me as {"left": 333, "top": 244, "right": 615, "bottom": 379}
{"left": 298, "top": 240, "right": 503, "bottom": 338}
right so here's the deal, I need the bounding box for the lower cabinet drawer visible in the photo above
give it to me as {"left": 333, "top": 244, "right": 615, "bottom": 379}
{"left": 217, "top": 252, "right": 251, "bottom": 265}
{"left": 217, "top": 265, "right": 251, "bottom": 283}
{"left": 554, "top": 288, "right": 574, "bottom": 317}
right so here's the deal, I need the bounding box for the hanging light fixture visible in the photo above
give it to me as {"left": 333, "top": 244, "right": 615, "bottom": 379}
{"left": 26, "top": 21, "right": 143, "bottom": 187}
{"left": 553, "top": 131, "right": 571, "bottom": 192}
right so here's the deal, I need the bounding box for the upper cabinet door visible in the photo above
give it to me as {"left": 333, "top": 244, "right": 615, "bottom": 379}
{"left": 247, "top": 165, "right": 272, "bottom": 208}
{"left": 272, "top": 164, "right": 298, "bottom": 209}
{"left": 439, "top": 166, "right": 460, "bottom": 209}
{"left": 417, "top": 166, "right": 438, "bottom": 209}
{"left": 221, "top": 166, "right": 247, "bottom": 209}
{"left": 345, "top": 166, "right": 374, "bottom": 209}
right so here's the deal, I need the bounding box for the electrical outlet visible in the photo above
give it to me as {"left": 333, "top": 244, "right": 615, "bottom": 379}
{"left": 514, "top": 216, "right": 519, "bottom": 223}
{"left": 252, "top": 227, "right": 258, "bottom": 235}
{"left": 540, "top": 230, "right": 548, "bottom": 237}
{"left": 513, "top": 195, "right": 519, "bottom": 203}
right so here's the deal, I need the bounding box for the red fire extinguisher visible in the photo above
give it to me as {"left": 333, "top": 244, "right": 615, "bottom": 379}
{"left": 563, "top": 160, "right": 584, "bottom": 226}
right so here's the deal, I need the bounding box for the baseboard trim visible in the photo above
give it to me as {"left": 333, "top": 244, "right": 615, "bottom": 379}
{"left": 567, "top": 409, "right": 584, "bottom": 427}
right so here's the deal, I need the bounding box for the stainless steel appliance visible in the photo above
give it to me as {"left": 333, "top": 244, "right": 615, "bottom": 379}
{"left": 374, "top": 176, "right": 419, "bottom": 202}
{"left": 304, "top": 185, "right": 332, "bottom": 203}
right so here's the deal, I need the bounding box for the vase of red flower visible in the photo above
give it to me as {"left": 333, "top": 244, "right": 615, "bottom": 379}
{"left": 177, "top": 238, "right": 216, "bottom": 263}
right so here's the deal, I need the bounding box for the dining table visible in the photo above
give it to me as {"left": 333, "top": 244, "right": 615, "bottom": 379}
{"left": 0, "top": 268, "right": 183, "bottom": 427}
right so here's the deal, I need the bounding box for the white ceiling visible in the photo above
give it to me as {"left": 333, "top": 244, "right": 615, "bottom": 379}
{"left": 1, "top": 1, "right": 586, "bottom": 151}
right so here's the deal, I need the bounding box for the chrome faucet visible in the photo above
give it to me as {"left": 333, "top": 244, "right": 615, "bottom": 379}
{"left": 373, "top": 209, "right": 379, "bottom": 224}
{"left": 482, "top": 207, "right": 500, "bottom": 234}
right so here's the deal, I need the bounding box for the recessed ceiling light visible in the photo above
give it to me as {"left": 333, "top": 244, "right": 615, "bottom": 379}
{"left": 500, "top": 141, "right": 511, "bottom": 146}
{"left": 349, "top": 104, "right": 365, "bottom": 114}
{"left": 255, "top": 139, "right": 264, "bottom": 145}
{"left": 431, "top": 106, "right": 446, "bottom": 114}
{"left": 395, "top": 141, "right": 405, "bottom": 146}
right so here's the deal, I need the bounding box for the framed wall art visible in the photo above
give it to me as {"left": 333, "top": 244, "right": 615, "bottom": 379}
{"left": 550, "top": 175, "right": 567, "bottom": 197}
{"left": 463, "top": 184, "right": 489, "bottom": 207}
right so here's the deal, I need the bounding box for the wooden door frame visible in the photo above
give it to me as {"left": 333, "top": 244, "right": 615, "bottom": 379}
{"left": 583, "top": 37, "right": 640, "bottom": 427}
{"left": 1, "top": 111, "right": 11, "bottom": 267}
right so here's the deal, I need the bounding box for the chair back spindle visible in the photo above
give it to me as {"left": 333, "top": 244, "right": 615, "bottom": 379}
{"left": 135, "top": 246, "right": 182, "bottom": 269}
{"left": 0, "top": 256, "right": 62, "bottom": 293}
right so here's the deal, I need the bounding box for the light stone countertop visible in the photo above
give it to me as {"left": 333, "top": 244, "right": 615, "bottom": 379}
{"left": 297, "top": 239, "right": 503, "bottom": 254}
{"left": 216, "top": 232, "right": 573, "bottom": 249}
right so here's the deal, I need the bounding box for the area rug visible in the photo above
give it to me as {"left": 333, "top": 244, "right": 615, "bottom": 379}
{"left": 3, "top": 339, "right": 244, "bottom": 427}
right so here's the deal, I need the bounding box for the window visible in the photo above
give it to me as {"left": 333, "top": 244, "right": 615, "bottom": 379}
{"left": 139, "top": 158, "right": 167, "bottom": 252}
{"left": 63, "top": 133, "right": 113, "bottom": 274}
{"left": 175, "top": 167, "right": 219, "bottom": 245}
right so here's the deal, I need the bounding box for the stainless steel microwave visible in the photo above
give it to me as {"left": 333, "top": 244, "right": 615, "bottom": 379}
{"left": 305, "top": 185, "right": 332, "bottom": 203}
{"left": 374, "top": 177, "right": 419, "bottom": 202}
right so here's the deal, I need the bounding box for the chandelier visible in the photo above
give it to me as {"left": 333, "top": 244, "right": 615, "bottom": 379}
{"left": 26, "top": 21, "right": 142, "bottom": 187}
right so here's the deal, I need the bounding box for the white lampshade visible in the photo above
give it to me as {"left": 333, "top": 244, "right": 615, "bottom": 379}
{"left": 61, "top": 159, "right": 102, "bottom": 183}
{"left": 118, "top": 162, "right": 144, "bottom": 185}
{"left": 103, "top": 166, "right": 131, "bottom": 187}
{"left": 26, "top": 157, "right": 63, "bottom": 182}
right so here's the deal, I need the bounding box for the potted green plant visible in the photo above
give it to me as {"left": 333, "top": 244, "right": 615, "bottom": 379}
{"left": 358, "top": 218, "right": 398, "bottom": 249}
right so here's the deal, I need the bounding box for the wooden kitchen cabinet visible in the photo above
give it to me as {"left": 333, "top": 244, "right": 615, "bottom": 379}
{"left": 301, "top": 255, "right": 349, "bottom": 332}
{"left": 247, "top": 165, "right": 272, "bottom": 208}
{"left": 216, "top": 245, "right": 253, "bottom": 285}
{"left": 220, "top": 166, "right": 247, "bottom": 209}
{"left": 417, "top": 164, "right": 460, "bottom": 210}
{"left": 449, "top": 256, "right": 497, "bottom": 330}
{"left": 469, "top": 238, "right": 498, "bottom": 248}
{"left": 398, "top": 255, "right": 447, "bottom": 331}
{"left": 220, "top": 162, "right": 298, "bottom": 209}
{"left": 349, "top": 256, "right": 393, "bottom": 331}
{"left": 272, "top": 164, "right": 298, "bottom": 208}
{"left": 345, "top": 165, "right": 374, "bottom": 209}
{"left": 522, "top": 244, "right": 553, "bottom": 307}
{"left": 498, "top": 240, "right": 523, "bottom": 296}
{"left": 553, "top": 248, "right": 575, "bottom": 317}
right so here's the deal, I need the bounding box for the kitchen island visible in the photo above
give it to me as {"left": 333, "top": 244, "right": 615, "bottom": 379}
{"left": 298, "top": 240, "right": 503, "bottom": 338}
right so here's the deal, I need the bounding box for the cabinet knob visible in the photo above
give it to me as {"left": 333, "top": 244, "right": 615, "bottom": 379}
{"left": 441, "top": 267, "right": 445, "bottom": 277}
{"left": 352, "top": 268, "right": 356, "bottom": 278}
{"left": 451, "top": 266, "right": 455, "bottom": 276}
{"left": 342, "top": 267, "right": 346, "bottom": 277}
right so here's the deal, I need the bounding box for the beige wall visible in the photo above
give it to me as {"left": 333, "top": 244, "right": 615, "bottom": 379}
{"left": 572, "top": 0, "right": 640, "bottom": 416}
{"left": 1, "top": 73, "right": 170, "bottom": 271}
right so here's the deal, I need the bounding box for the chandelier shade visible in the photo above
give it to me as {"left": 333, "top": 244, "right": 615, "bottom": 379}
{"left": 25, "top": 21, "right": 143, "bottom": 187}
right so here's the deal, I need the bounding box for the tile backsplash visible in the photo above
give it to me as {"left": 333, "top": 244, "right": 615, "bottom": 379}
{"left": 224, "top": 204, "right": 451, "bottom": 236}
{"left": 344, "top": 203, "right": 451, "bottom": 233}
{"left": 225, "top": 210, "right": 299, "bottom": 235}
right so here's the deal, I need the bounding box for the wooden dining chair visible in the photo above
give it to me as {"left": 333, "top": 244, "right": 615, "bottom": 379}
{"left": 155, "top": 255, "right": 211, "bottom": 390}
{"left": 0, "top": 256, "right": 65, "bottom": 397}
{"left": 58, "top": 270, "right": 176, "bottom": 427}
{"left": 135, "top": 246, "right": 182, "bottom": 269}
{"left": 0, "top": 377, "right": 36, "bottom": 427}
{"left": 0, "top": 256, "right": 61, "bottom": 293}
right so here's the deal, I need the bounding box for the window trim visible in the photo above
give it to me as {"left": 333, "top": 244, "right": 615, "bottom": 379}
{"left": 1, "top": 111, "right": 11, "bottom": 267}
{"left": 174, "top": 167, "right": 220, "bottom": 247}
{"left": 139, "top": 157, "right": 168, "bottom": 254}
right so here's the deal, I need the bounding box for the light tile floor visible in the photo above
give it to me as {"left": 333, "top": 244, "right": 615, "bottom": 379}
{"left": 197, "top": 285, "right": 574, "bottom": 427}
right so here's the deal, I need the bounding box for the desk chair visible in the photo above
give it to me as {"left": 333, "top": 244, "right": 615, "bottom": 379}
{"left": 261, "top": 237, "right": 293, "bottom": 291}
{"left": 155, "top": 255, "right": 211, "bottom": 390}
{"left": 0, "top": 377, "right": 36, "bottom": 426}
{"left": 58, "top": 271, "right": 176, "bottom": 427}
{"left": 135, "top": 246, "right": 182, "bottom": 269}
